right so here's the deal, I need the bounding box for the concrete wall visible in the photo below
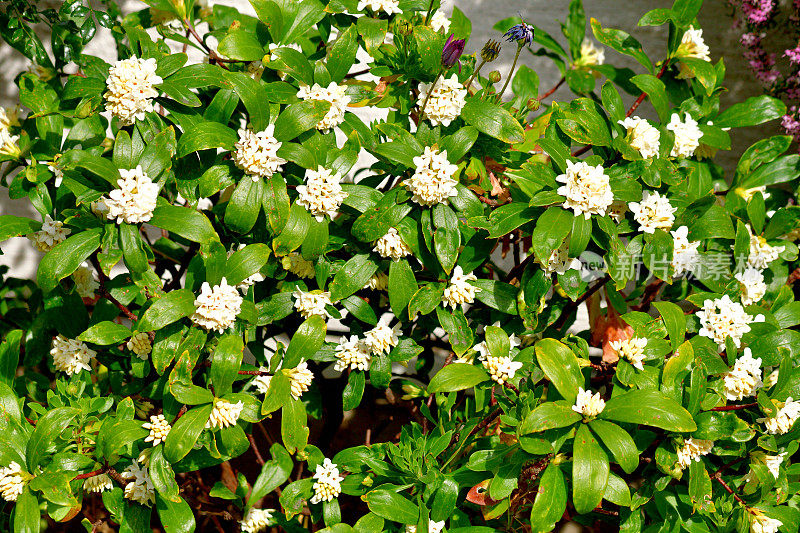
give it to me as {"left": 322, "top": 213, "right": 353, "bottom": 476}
{"left": 0, "top": 1, "right": 775, "bottom": 278}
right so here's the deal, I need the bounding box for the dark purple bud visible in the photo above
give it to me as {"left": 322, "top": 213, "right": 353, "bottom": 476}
{"left": 442, "top": 34, "right": 466, "bottom": 68}
{"left": 503, "top": 22, "right": 535, "bottom": 47}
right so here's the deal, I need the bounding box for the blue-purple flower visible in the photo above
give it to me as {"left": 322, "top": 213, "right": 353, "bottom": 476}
{"left": 442, "top": 34, "right": 466, "bottom": 69}
{"left": 504, "top": 22, "right": 535, "bottom": 47}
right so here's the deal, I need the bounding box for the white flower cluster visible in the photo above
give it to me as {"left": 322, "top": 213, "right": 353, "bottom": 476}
{"left": 127, "top": 332, "right": 152, "bottom": 360}
{"left": 619, "top": 116, "right": 660, "bottom": 159}
{"left": 758, "top": 397, "right": 800, "bottom": 435}
{"left": 430, "top": 10, "right": 450, "bottom": 33}
{"left": 364, "top": 317, "right": 402, "bottom": 355}
{"left": 735, "top": 268, "right": 767, "bottom": 306}
{"left": 406, "top": 521, "right": 446, "bottom": 533}
{"left": 357, "top": 0, "right": 402, "bottom": 15}
{"left": 241, "top": 508, "right": 275, "bottom": 533}
{"left": 374, "top": 227, "right": 412, "bottom": 260}
{"left": 483, "top": 355, "right": 523, "bottom": 385}
{"left": 252, "top": 368, "right": 272, "bottom": 395}
{"left": 724, "top": 348, "right": 763, "bottom": 401}
{"left": 609, "top": 337, "right": 647, "bottom": 370}
{"left": 284, "top": 252, "right": 316, "bottom": 278}
{"left": 310, "top": 458, "right": 343, "bottom": 504}
{"left": 293, "top": 289, "right": 334, "bottom": 319}
{"left": 29, "top": 214, "right": 70, "bottom": 252}
{"left": 191, "top": 278, "right": 243, "bottom": 333}
{"left": 671, "top": 226, "right": 701, "bottom": 277}
{"left": 572, "top": 387, "right": 605, "bottom": 417}
{"left": 51, "top": 335, "right": 96, "bottom": 375}
{"left": 296, "top": 166, "right": 348, "bottom": 221}
{"left": 334, "top": 335, "right": 372, "bottom": 372}
{"left": 297, "top": 82, "right": 350, "bottom": 132}
{"left": 232, "top": 127, "right": 287, "bottom": 180}
{"left": 121, "top": 461, "right": 155, "bottom": 506}
{"left": 749, "top": 452, "right": 785, "bottom": 480}
{"left": 676, "top": 26, "right": 711, "bottom": 79}
{"left": 83, "top": 473, "right": 113, "bottom": 494}
{"left": 143, "top": 414, "right": 172, "bottom": 446}
{"left": 0, "top": 107, "right": 20, "bottom": 156}
{"left": 746, "top": 225, "right": 785, "bottom": 269}
{"left": 72, "top": 262, "right": 99, "bottom": 298}
{"left": 104, "top": 166, "right": 160, "bottom": 224}
{"left": 629, "top": 191, "right": 676, "bottom": 234}
{"left": 751, "top": 512, "right": 782, "bottom": 533}
{"left": 104, "top": 57, "right": 162, "bottom": 125}
{"left": 541, "top": 241, "right": 581, "bottom": 275}
{"left": 206, "top": 398, "right": 244, "bottom": 429}
{"left": 556, "top": 160, "right": 614, "bottom": 219}
{"left": 573, "top": 38, "right": 605, "bottom": 67}
{"left": 676, "top": 438, "right": 714, "bottom": 470}
{"left": 417, "top": 74, "right": 467, "bottom": 127}
{"left": 666, "top": 113, "right": 703, "bottom": 158}
{"left": 405, "top": 147, "right": 459, "bottom": 206}
{"left": 365, "top": 272, "right": 389, "bottom": 291}
{"left": 443, "top": 266, "right": 481, "bottom": 309}
{"left": 287, "top": 361, "right": 314, "bottom": 400}
{"left": 697, "top": 295, "right": 760, "bottom": 350}
{"left": 0, "top": 462, "right": 26, "bottom": 502}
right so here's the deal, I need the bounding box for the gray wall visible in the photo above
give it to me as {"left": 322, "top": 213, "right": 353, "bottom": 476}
{"left": 0, "top": 1, "right": 774, "bottom": 278}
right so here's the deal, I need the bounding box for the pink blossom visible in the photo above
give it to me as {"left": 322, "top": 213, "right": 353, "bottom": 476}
{"left": 786, "top": 45, "right": 800, "bottom": 65}
{"left": 742, "top": 0, "right": 775, "bottom": 24}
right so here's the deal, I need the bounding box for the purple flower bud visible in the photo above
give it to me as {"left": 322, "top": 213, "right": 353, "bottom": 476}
{"left": 504, "top": 22, "right": 535, "bottom": 47}
{"left": 442, "top": 34, "right": 466, "bottom": 69}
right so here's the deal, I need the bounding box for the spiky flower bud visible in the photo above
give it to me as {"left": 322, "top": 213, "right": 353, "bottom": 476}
{"left": 481, "top": 40, "right": 501, "bottom": 62}
{"left": 441, "top": 34, "right": 466, "bottom": 69}
{"left": 488, "top": 70, "right": 501, "bottom": 83}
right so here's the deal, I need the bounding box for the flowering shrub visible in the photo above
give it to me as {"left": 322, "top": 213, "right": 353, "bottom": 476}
{"left": 0, "top": 0, "right": 799, "bottom": 532}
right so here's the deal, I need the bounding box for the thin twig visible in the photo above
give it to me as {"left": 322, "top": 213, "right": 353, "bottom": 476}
{"left": 709, "top": 402, "right": 757, "bottom": 412}
{"left": 537, "top": 77, "right": 565, "bottom": 101}
{"left": 552, "top": 274, "right": 612, "bottom": 330}
{"left": 247, "top": 433, "right": 265, "bottom": 466}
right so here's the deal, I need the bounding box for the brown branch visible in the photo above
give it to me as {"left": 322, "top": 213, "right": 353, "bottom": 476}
{"left": 709, "top": 402, "right": 757, "bottom": 412}
{"left": 626, "top": 59, "right": 670, "bottom": 118}
{"left": 247, "top": 433, "right": 265, "bottom": 466}
{"left": 73, "top": 468, "right": 105, "bottom": 480}
{"left": 104, "top": 467, "right": 129, "bottom": 487}
{"left": 90, "top": 255, "right": 139, "bottom": 322}
{"left": 552, "top": 274, "right": 612, "bottom": 331}
{"left": 713, "top": 472, "right": 747, "bottom": 507}
{"left": 537, "top": 77, "right": 565, "bottom": 101}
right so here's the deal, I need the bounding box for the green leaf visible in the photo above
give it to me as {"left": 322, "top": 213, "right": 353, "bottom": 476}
{"left": 138, "top": 290, "right": 196, "bottom": 332}
{"left": 210, "top": 334, "right": 244, "bottom": 396}
{"left": 225, "top": 178, "right": 263, "bottom": 234}
{"left": 78, "top": 321, "right": 132, "bottom": 345}
{"left": 119, "top": 223, "right": 149, "bottom": 273}
{"left": 472, "top": 279, "right": 519, "bottom": 314}
{"left": 715, "top": 95, "right": 786, "bottom": 129}
{"left": 281, "top": 397, "right": 309, "bottom": 453}
{"left": 156, "top": 494, "right": 196, "bottom": 533}
{"left": 388, "top": 259, "right": 417, "bottom": 318}
{"left": 653, "top": 301, "right": 686, "bottom": 352}
{"left": 37, "top": 228, "right": 102, "bottom": 293}
{"left": 342, "top": 370, "right": 366, "bottom": 411}
{"left": 273, "top": 101, "right": 331, "bottom": 142}
{"left": 13, "top": 489, "right": 40, "bottom": 533}
{"left": 148, "top": 206, "right": 219, "bottom": 244}
{"left": 461, "top": 98, "right": 525, "bottom": 144}
{"left": 687, "top": 460, "right": 712, "bottom": 511}
{"left": 427, "top": 364, "right": 489, "bottom": 394}
{"left": 27, "top": 407, "right": 80, "bottom": 470}
{"left": 432, "top": 204, "right": 461, "bottom": 274}
{"left": 529, "top": 464, "right": 567, "bottom": 533}
{"left": 589, "top": 420, "right": 638, "bottom": 474}
{"left": 572, "top": 424, "right": 609, "bottom": 515}
{"left": 672, "top": 0, "right": 702, "bottom": 24}
{"left": 535, "top": 339, "right": 583, "bottom": 404}
{"left": 328, "top": 254, "right": 379, "bottom": 302}
{"left": 217, "top": 29, "right": 265, "bottom": 61}
{"left": 520, "top": 401, "right": 581, "bottom": 433}
{"left": 531, "top": 207, "right": 573, "bottom": 266}
{"left": 248, "top": 444, "right": 293, "bottom": 506}
{"left": 261, "top": 372, "right": 292, "bottom": 415}
{"left": 364, "top": 490, "right": 419, "bottom": 524}
{"left": 0, "top": 215, "right": 41, "bottom": 242}
{"left": 150, "top": 446, "right": 181, "bottom": 502}
{"left": 590, "top": 18, "right": 653, "bottom": 72}
{"left": 435, "top": 307, "right": 473, "bottom": 356}
{"left": 164, "top": 404, "right": 213, "bottom": 463}
{"left": 630, "top": 74, "right": 669, "bottom": 121}
{"left": 176, "top": 122, "right": 238, "bottom": 158}
{"left": 599, "top": 389, "right": 697, "bottom": 431}
{"left": 283, "top": 315, "right": 326, "bottom": 368}
{"left": 272, "top": 204, "right": 312, "bottom": 255}
{"left": 326, "top": 24, "right": 358, "bottom": 82}
{"left": 225, "top": 243, "right": 270, "bottom": 286}
{"left": 0, "top": 330, "right": 22, "bottom": 386}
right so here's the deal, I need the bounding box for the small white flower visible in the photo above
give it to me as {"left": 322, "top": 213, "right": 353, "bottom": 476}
{"left": 541, "top": 240, "right": 581, "bottom": 275}
{"left": 735, "top": 268, "right": 767, "bottom": 306}
{"left": 738, "top": 185, "right": 769, "bottom": 202}
{"left": 91, "top": 198, "right": 110, "bottom": 218}
{"left": 697, "top": 295, "right": 758, "bottom": 350}
{"left": 142, "top": 414, "right": 172, "bottom": 446}
{"left": 310, "top": 458, "right": 343, "bottom": 504}
{"left": 104, "top": 57, "right": 162, "bottom": 125}
{"left": 83, "top": 473, "right": 113, "bottom": 494}
{"left": 405, "top": 147, "right": 459, "bottom": 206}
{"left": 241, "top": 508, "right": 275, "bottom": 533}
{"left": 608, "top": 200, "right": 628, "bottom": 223}
{"left": 417, "top": 74, "right": 467, "bottom": 127}
{"left": 764, "top": 368, "right": 780, "bottom": 388}
{"left": 483, "top": 355, "right": 523, "bottom": 385}
{"left": 724, "top": 348, "right": 763, "bottom": 401}
{"left": 232, "top": 127, "right": 287, "bottom": 180}
{"left": 48, "top": 162, "right": 63, "bottom": 187}
{"left": 619, "top": 116, "right": 660, "bottom": 159}
{"left": 556, "top": 160, "right": 614, "bottom": 219}
{"left": 29, "top": 214, "right": 70, "bottom": 252}
{"left": 746, "top": 225, "right": 785, "bottom": 270}
{"left": 104, "top": 166, "right": 160, "bottom": 224}
{"left": 666, "top": 113, "right": 703, "bottom": 158}
{"left": 0, "top": 107, "right": 20, "bottom": 157}
{"left": 572, "top": 387, "right": 605, "bottom": 417}
{"left": 0, "top": 462, "right": 26, "bottom": 502}
{"left": 763, "top": 453, "right": 785, "bottom": 479}
{"left": 296, "top": 166, "right": 348, "bottom": 222}
{"left": 364, "top": 317, "right": 402, "bottom": 355}
{"left": 758, "top": 397, "right": 800, "bottom": 435}
{"left": 629, "top": 191, "right": 676, "bottom": 234}
{"left": 284, "top": 252, "right": 316, "bottom": 278}
{"left": 364, "top": 272, "right": 389, "bottom": 291}
{"left": 671, "top": 226, "right": 701, "bottom": 277}
{"left": 374, "top": 227, "right": 413, "bottom": 260}
{"left": 287, "top": 361, "right": 314, "bottom": 400}
{"left": 72, "top": 262, "right": 99, "bottom": 298}
{"left": 292, "top": 289, "right": 334, "bottom": 319}
{"left": 575, "top": 38, "right": 605, "bottom": 67}
{"left": 127, "top": 332, "right": 152, "bottom": 360}
{"left": 676, "top": 438, "right": 714, "bottom": 470}
{"left": 676, "top": 26, "right": 711, "bottom": 79}
{"left": 751, "top": 511, "right": 783, "bottom": 533}
{"left": 191, "top": 278, "right": 243, "bottom": 333}
{"left": 297, "top": 82, "right": 350, "bottom": 132}
{"left": 430, "top": 10, "right": 450, "bottom": 33}
{"left": 51, "top": 335, "right": 96, "bottom": 375}
{"left": 608, "top": 337, "right": 647, "bottom": 371}
{"left": 357, "top": 0, "right": 402, "bottom": 15}
{"left": 406, "top": 521, "right": 446, "bottom": 533}
{"left": 205, "top": 398, "right": 244, "bottom": 429}
{"left": 334, "top": 335, "right": 372, "bottom": 372}
{"left": 442, "top": 266, "right": 481, "bottom": 309}
{"left": 121, "top": 461, "right": 155, "bottom": 506}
